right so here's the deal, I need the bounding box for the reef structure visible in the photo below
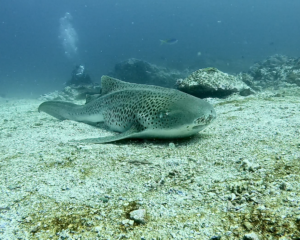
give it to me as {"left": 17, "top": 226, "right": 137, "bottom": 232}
{"left": 109, "top": 58, "right": 186, "bottom": 88}
{"left": 40, "top": 84, "right": 100, "bottom": 101}
{"left": 248, "top": 54, "right": 300, "bottom": 89}
{"left": 176, "top": 67, "right": 253, "bottom": 98}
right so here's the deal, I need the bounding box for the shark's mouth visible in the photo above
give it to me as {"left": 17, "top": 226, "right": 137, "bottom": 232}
{"left": 192, "top": 125, "right": 206, "bottom": 130}
{"left": 193, "top": 113, "right": 216, "bottom": 127}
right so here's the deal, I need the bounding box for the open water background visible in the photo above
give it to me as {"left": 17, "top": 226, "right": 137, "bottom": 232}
{"left": 0, "top": 0, "right": 299, "bottom": 97}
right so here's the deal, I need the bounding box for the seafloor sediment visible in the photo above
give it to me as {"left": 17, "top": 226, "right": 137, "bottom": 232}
{"left": 0, "top": 89, "right": 300, "bottom": 239}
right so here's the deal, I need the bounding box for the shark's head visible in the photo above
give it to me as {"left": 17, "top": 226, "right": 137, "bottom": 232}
{"left": 137, "top": 95, "right": 216, "bottom": 139}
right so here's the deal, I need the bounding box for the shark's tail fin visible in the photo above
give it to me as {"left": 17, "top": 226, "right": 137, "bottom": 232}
{"left": 38, "top": 101, "right": 80, "bottom": 121}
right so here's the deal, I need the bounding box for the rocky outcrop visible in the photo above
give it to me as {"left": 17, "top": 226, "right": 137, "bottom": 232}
{"left": 109, "top": 58, "right": 186, "bottom": 88}
{"left": 177, "top": 67, "right": 254, "bottom": 98}
{"left": 248, "top": 54, "right": 300, "bottom": 89}
{"left": 39, "top": 84, "right": 100, "bottom": 101}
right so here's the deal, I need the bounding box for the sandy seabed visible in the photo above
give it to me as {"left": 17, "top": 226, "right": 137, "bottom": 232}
{"left": 0, "top": 89, "right": 300, "bottom": 240}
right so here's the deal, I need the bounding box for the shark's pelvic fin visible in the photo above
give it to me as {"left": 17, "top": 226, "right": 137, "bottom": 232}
{"left": 72, "top": 123, "right": 142, "bottom": 144}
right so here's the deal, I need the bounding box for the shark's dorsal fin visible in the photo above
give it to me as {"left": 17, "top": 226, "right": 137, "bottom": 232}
{"left": 100, "top": 76, "right": 135, "bottom": 95}
{"left": 87, "top": 76, "right": 167, "bottom": 104}
{"left": 100, "top": 75, "right": 166, "bottom": 95}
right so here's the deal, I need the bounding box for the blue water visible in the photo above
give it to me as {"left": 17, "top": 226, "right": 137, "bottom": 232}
{"left": 0, "top": 0, "right": 300, "bottom": 97}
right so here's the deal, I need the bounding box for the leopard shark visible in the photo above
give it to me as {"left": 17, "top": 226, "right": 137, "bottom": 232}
{"left": 38, "top": 76, "right": 216, "bottom": 143}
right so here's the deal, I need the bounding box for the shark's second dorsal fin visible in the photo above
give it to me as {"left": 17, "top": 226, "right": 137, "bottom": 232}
{"left": 86, "top": 76, "right": 149, "bottom": 103}
{"left": 100, "top": 76, "right": 135, "bottom": 95}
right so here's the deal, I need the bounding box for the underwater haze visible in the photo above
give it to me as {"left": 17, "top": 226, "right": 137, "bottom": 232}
{"left": 0, "top": 0, "right": 300, "bottom": 98}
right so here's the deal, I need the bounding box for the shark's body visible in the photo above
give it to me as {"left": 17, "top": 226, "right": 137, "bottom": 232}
{"left": 38, "top": 76, "right": 216, "bottom": 143}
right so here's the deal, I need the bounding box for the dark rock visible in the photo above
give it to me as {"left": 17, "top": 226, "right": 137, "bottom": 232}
{"left": 210, "top": 236, "right": 221, "bottom": 240}
{"left": 110, "top": 58, "right": 186, "bottom": 88}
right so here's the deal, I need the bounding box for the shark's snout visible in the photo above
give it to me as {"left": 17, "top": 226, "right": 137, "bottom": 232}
{"left": 193, "top": 109, "right": 216, "bottom": 127}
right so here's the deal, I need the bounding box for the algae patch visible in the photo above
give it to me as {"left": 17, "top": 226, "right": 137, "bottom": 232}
{"left": 21, "top": 198, "right": 110, "bottom": 239}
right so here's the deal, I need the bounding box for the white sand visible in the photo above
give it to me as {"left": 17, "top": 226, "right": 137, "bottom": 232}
{"left": 0, "top": 91, "right": 300, "bottom": 239}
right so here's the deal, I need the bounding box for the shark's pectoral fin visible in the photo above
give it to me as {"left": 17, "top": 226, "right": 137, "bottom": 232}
{"left": 71, "top": 123, "right": 144, "bottom": 144}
